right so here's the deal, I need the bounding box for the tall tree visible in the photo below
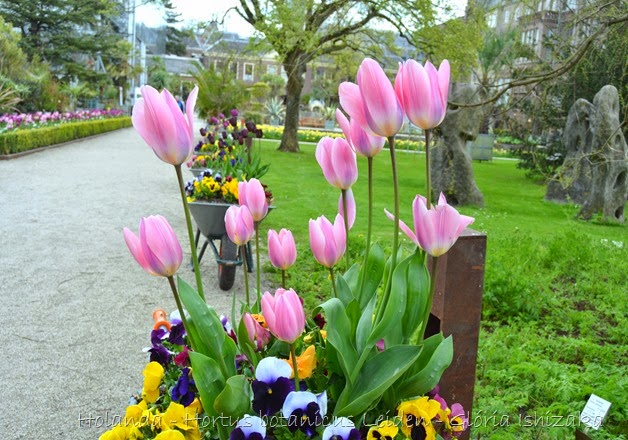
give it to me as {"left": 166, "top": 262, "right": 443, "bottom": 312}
{"left": 235, "top": 0, "right": 441, "bottom": 152}
{"left": 0, "top": 0, "right": 125, "bottom": 83}
{"left": 163, "top": 0, "right": 190, "bottom": 56}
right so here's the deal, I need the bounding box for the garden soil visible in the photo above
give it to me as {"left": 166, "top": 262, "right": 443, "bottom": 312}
{"left": 0, "top": 126, "right": 272, "bottom": 439}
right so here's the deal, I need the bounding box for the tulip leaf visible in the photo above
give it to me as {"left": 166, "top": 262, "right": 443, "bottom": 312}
{"left": 343, "top": 263, "right": 360, "bottom": 295}
{"left": 357, "top": 243, "right": 385, "bottom": 311}
{"left": 336, "top": 273, "right": 354, "bottom": 307}
{"left": 334, "top": 345, "right": 422, "bottom": 417}
{"left": 315, "top": 298, "right": 358, "bottom": 384}
{"left": 178, "top": 277, "right": 230, "bottom": 376}
{"left": 213, "top": 375, "right": 252, "bottom": 418}
{"left": 355, "top": 297, "right": 376, "bottom": 354}
{"left": 189, "top": 351, "right": 226, "bottom": 416}
{"left": 396, "top": 335, "right": 453, "bottom": 401}
{"left": 221, "top": 334, "right": 238, "bottom": 377}
{"left": 402, "top": 249, "right": 430, "bottom": 342}
{"left": 367, "top": 254, "right": 411, "bottom": 347}
{"left": 188, "top": 352, "right": 230, "bottom": 440}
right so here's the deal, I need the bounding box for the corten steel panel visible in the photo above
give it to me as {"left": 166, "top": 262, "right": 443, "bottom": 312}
{"left": 427, "top": 229, "right": 486, "bottom": 440}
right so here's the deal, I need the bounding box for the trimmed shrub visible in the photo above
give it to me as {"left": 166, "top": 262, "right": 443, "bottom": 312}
{"left": 0, "top": 117, "right": 132, "bottom": 155}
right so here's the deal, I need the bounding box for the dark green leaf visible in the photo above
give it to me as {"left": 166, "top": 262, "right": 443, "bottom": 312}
{"left": 213, "top": 375, "right": 252, "bottom": 418}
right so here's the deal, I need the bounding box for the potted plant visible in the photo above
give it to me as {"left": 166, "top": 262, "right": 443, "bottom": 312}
{"left": 264, "top": 96, "right": 285, "bottom": 126}
{"left": 322, "top": 105, "right": 336, "bottom": 130}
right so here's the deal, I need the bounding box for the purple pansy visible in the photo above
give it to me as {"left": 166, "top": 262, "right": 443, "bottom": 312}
{"left": 282, "top": 391, "right": 328, "bottom": 437}
{"left": 168, "top": 322, "right": 186, "bottom": 345}
{"left": 171, "top": 367, "right": 196, "bottom": 407}
{"left": 149, "top": 344, "right": 170, "bottom": 366}
{"left": 230, "top": 415, "right": 266, "bottom": 440}
{"left": 322, "top": 417, "right": 361, "bottom": 440}
{"left": 252, "top": 357, "right": 295, "bottom": 416}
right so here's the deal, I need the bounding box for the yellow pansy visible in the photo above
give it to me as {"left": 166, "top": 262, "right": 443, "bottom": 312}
{"left": 397, "top": 397, "right": 441, "bottom": 440}
{"left": 283, "top": 345, "right": 317, "bottom": 379}
{"left": 154, "top": 430, "right": 186, "bottom": 440}
{"left": 367, "top": 420, "right": 398, "bottom": 440}
{"left": 98, "top": 424, "right": 129, "bottom": 440}
{"left": 161, "top": 402, "right": 201, "bottom": 440}
{"left": 141, "top": 361, "right": 164, "bottom": 404}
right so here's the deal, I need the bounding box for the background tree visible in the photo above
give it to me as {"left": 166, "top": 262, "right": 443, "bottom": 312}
{"left": 163, "top": 0, "right": 191, "bottom": 56}
{"left": 0, "top": 0, "right": 126, "bottom": 85}
{"left": 190, "top": 61, "right": 247, "bottom": 119}
{"left": 234, "top": 0, "right": 447, "bottom": 152}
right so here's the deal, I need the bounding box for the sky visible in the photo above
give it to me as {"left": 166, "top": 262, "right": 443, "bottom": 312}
{"left": 135, "top": 0, "right": 468, "bottom": 36}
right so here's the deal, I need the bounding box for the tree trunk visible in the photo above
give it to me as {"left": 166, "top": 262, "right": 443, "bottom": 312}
{"left": 279, "top": 53, "right": 307, "bottom": 152}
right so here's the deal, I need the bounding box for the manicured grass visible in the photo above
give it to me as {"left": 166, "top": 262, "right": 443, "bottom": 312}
{"left": 255, "top": 139, "right": 627, "bottom": 439}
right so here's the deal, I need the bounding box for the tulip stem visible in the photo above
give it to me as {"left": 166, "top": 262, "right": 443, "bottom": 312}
{"left": 425, "top": 129, "right": 432, "bottom": 209}
{"left": 174, "top": 165, "right": 205, "bottom": 301}
{"left": 241, "top": 245, "right": 250, "bottom": 309}
{"left": 358, "top": 156, "right": 374, "bottom": 296}
{"left": 255, "top": 222, "right": 261, "bottom": 305}
{"left": 419, "top": 256, "right": 439, "bottom": 341}
{"left": 375, "top": 136, "right": 400, "bottom": 324}
{"left": 329, "top": 267, "right": 338, "bottom": 298}
{"left": 290, "top": 343, "right": 300, "bottom": 391}
{"left": 281, "top": 269, "right": 286, "bottom": 289}
{"left": 341, "top": 189, "right": 350, "bottom": 271}
{"left": 167, "top": 276, "right": 195, "bottom": 351}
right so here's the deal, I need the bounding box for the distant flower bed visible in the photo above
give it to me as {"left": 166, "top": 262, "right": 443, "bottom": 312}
{"left": 258, "top": 124, "right": 426, "bottom": 151}
{"left": 0, "top": 109, "right": 126, "bottom": 133}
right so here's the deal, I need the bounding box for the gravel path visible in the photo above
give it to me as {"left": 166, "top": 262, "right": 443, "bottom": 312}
{"left": 0, "top": 127, "right": 271, "bottom": 439}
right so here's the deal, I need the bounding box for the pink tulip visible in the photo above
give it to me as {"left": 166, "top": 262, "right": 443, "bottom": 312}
{"left": 132, "top": 85, "right": 199, "bottom": 165}
{"left": 315, "top": 137, "right": 358, "bottom": 190}
{"left": 267, "top": 229, "right": 297, "bottom": 270}
{"left": 308, "top": 214, "right": 346, "bottom": 268}
{"left": 395, "top": 59, "right": 450, "bottom": 129}
{"left": 356, "top": 58, "right": 404, "bottom": 137}
{"left": 243, "top": 312, "right": 271, "bottom": 350}
{"left": 385, "top": 193, "right": 474, "bottom": 257}
{"left": 336, "top": 109, "right": 385, "bottom": 158}
{"left": 338, "top": 82, "right": 370, "bottom": 134}
{"left": 225, "top": 205, "right": 255, "bottom": 246}
{"left": 238, "top": 178, "right": 269, "bottom": 222}
{"left": 261, "top": 288, "right": 305, "bottom": 343}
{"left": 123, "top": 215, "right": 183, "bottom": 277}
{"left": 338, "top": 188, "right": 356, "bottom": 230}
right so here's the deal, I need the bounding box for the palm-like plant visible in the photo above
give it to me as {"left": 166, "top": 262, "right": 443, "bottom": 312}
{"left": 264, "top": 96, "right": 285, "bottom": 125}
{"left": 0, "top": 83, "right": 21, "bottom": 113}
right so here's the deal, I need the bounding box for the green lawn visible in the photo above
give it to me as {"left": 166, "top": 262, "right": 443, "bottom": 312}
{"left": 255, "top": 139, "right": 627, "bottom": 439}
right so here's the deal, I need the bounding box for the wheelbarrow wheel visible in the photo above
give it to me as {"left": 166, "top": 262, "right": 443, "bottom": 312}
{"left": 218, "top": 235, "right": 237, "bottom": 290}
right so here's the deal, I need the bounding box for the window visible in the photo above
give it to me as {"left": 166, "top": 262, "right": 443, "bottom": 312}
{"left": 229, "top": 62, "right": 238, "bottom": 76}
{"left": 214, "top": 59, "right": 225, "bottom": 71}
{"left": 267, "top": 64, "right": 278, "bottom": 75}
{"left": 514, "top": 7, "right": 521, "bottom": 21}
{"left": 243, "top": 63, "right": 254, "bottom": 81}
{"left": 487, "top": 12, "right": 497, "bottom": 28}
{"left": 504, "top": 9, "right": 511, "bottom": 24}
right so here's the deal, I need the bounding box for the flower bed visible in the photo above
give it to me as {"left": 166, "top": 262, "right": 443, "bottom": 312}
{"left": 0, "top": 116, "right": 132, "bottom": 155}
{"left": 0, "top": 109, "right": 126, "bottom": 133}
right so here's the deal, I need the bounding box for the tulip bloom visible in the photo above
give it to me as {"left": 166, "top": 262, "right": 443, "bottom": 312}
{"left": 339, "top": 58, "right": 404, "bottom": 138}
{"left": 338, "top": 188, "right": 356, "bottom": 230}
{"left": 124, "top": 215, "right": 183, "bottom": 277}
{"left": 336, "top": 109, "right": 385, "bottom": 158}
{"left": 267, "top": 229, "right": 297, "bottom": 270}
{"left": 132, "top": 85, "right": 199, "bottom": 165}
{"left": 238, "top": 178, "right": 269, "bottom": 222}
{"left": 261, "top": 288, "right": 306, "bottom": 344}
{"left": 395, "top": 59, "right": 450, "bottom": 130}
{"left": 315, "top": 137, "right": 358, "bottom": 190}
{"left": 385, "top": 193, "right": 474, "bottom": 257}
{"left": 243, "top": 312, "right": 271, "bottom": 351}
{"left": 309, "top": 214, "right": 346, "bottom": 268}
{"left": 225, "top": 205, "right": 255, "bottom": 246}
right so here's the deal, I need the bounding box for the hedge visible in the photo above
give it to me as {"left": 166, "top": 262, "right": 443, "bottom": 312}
{"left": 0, "top": 117, "right": 132, "bottom": 155}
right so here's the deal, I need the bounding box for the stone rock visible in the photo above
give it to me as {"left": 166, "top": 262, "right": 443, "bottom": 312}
{"left": 546, "top": 85, "right": 627, "bottom": 222}
{"left": 545, "top": 99, "right": 595, "bottom": 203}
{"left": 431, "top": 83, "right": 485, "bottom": 206}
